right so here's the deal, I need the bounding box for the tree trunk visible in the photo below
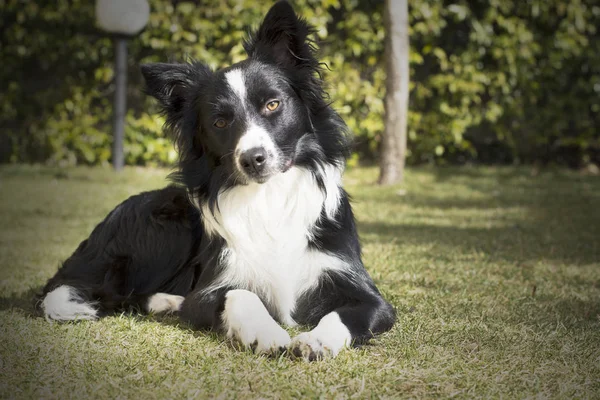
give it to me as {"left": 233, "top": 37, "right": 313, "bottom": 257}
{"left": 378, "top": 0, "right": 409, "bottom": 185}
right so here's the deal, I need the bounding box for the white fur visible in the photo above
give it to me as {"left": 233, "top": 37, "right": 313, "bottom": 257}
{"left": 235, "top": 123, "right": 279, "bottom": 170}
{"left": 236, "top": 123, "right": 270, "bottom": 153}
{"left": 290, "top": 311, "right": 352, "bottom": 360}
{"left": 225, "top": 69, "right": 246, "bottom": 103}
{"left": 222, "top": 289, "right": 291, "bottom": 353}
{"left": 200, "top": 166, "right": 345, "bottom": 325}
{"left": 41, "top": 285, "right": 98, "bottom": 321}
{"left": 147, "top": 293, "right": 185, "bottom": 313}
{"left": 319, "top": 162, "right": 344, "bottom": 220}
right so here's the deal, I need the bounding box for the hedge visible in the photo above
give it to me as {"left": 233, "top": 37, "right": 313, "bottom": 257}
{"left": 1, "top": 0, "right": 598, "bottom": 167}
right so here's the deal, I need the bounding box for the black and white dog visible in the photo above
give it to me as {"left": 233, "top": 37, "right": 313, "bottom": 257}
{"left": 39, "top": 1, "right": 395, "bottom": 360}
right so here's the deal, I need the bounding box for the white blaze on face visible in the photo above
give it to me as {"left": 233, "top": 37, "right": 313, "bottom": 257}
{"left": 224, "top": 68, "right": 279, "bottom": 174}
{"left": 225, "top": 69, "right": 247, "bottom": 103}
{"left": 235, "top": 123, "right": 277, "bottom": 156}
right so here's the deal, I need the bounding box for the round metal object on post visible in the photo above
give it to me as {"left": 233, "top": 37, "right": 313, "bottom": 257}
{"left": 96, "top": 0, "right": 150, "bottom": 36}
{"left": 95, "top": 0, "right": 150, "bottom": 171}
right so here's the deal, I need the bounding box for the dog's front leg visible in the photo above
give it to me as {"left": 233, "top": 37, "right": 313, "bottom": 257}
{"left": 290, "top": 299, "right": 395, "bottom": 361}
{"left": 180, "top": 288, "right": 290, "bottom": 355}
{"left": 222, "top": 289, "right": 291, "bottom": 354}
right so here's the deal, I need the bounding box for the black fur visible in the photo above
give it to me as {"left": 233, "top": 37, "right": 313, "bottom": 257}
{"left": 41, "top": 186, "right": 202, "bottom": 314}
{"left": 40, "top": 1, "right": 395, "bottom": 356}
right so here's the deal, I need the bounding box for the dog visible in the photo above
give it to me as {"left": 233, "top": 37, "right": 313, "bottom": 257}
{"left": 39, "top": 1, "right": 395, "bottom": 361}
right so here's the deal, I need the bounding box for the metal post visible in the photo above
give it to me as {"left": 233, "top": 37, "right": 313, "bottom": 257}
{"left": 112, "top": 37, "right": 127, "bottom": 171}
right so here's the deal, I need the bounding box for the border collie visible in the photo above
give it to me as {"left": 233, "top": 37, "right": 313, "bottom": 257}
{"left": 39, "top": 1, "right": 395, "bottom": 360}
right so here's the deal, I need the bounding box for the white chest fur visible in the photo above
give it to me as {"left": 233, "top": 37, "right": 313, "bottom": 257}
{"left": 199, "top": 166, "right": 345, "bottom": 326}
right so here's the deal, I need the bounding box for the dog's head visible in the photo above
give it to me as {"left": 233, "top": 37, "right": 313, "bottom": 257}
{"left": 142, "top": 1, "right": 339, "bottom": 187}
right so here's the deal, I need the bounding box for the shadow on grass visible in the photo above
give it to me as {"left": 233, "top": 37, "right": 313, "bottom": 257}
{"left": 359, "top": 221, "right": 598, "bottom": 267}
{"left": 357, "top": 167, "right": 599, "bottom": 267}
{"left": 528, "top": 295, "right": 600, "bottom": 324}
{"left": 0, "top": 287, "right": 42, "bottom": 316}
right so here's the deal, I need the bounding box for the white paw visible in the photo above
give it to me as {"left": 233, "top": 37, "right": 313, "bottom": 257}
{"left": 147, "top": 293, "right": 185, "bottom": 313}
{"left": 290, "top": 312, "right": 352, "bottom": 361}
{"left": 290, "top": 332, "right": 332, "bottom": 361}
{"left": 222, "top": 289, "right": 291, "bottom": 355}
{"left": 227, "top": 320, "right": 291, "bottom": 354}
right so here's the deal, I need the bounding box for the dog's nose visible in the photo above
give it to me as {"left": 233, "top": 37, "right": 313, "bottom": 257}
{"left": 239, "top": 147, "right": 268, "bottom": 174}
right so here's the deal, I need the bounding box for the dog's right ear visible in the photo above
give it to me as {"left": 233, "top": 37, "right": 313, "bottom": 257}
{"left": 141, "top": 62, "right": 211, "bottom": 160}
{"left": 141, "top": 63, "right": 195, "bottom": 118}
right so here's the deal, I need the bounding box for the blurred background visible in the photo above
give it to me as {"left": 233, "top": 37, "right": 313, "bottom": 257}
{"left": 1, "top": 0, "right": 599, "bottom": 170}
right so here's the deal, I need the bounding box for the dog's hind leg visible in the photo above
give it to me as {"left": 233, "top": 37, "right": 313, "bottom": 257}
{"left": 40, "top": 285, "right": 186, "bottom": 321}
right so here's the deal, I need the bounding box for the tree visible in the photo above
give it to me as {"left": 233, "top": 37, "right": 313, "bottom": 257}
{"left": 379, "top": 0, "right": 409, "bottom": 185}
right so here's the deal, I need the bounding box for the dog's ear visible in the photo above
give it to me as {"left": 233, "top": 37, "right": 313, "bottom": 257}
{"left": 141, "top": 62, "right": 211, "bottom": 161}
{"left": 141, "top": 63, "right": 196, "bottom": 118}
{"left": 244, "top": 1, "right": 317, "bottom": 69}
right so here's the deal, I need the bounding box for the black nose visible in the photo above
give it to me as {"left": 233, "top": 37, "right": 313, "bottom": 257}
{"left": 239, "top": 147, "right": 268, "bottom": 174}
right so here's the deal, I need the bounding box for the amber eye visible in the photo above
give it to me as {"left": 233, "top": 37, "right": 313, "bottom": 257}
{"left": 266, "top": 100, "right": 280, "bottom": 112}
{"left": 214, "top": 119, "right": 228, "bottom": 128}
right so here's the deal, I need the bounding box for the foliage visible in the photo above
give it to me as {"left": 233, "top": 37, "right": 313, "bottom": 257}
{"left": 0, "top": 0, "right": 598, "bottom": 167}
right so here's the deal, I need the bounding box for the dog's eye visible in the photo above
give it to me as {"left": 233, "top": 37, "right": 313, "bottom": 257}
{"left": 214, "top": 119, "right": 228, "bottom": 129}
{"left": 265, "top": 100, "right": 280, "bottom": 112}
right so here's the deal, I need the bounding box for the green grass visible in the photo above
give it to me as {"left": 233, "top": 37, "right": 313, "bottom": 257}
{"left": 1, "top": 164, "right": 599, "bottom": 399}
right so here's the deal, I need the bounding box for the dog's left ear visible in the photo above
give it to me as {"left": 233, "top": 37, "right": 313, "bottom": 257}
{"left": 244, "top": 1, "right": 316, "bottom": 69}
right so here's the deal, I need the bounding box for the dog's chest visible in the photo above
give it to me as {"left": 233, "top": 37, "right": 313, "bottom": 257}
{"left": 201, "top": 167, "right": 343, "bottom": 325}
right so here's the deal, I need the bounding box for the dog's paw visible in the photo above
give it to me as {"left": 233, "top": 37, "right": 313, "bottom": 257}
{"left": 289, "top": 332, "right": 332, "bottom": 361}
{"left": 289, "top": 312, "right": 352, "bottom": 361}
{"left": 227, "top": 321, "right": 291, "bottom": 355}
{"left": 222, "top": 289, "right": 291, "bottom": 355}
{"left": 147, "top": 293, "right": 185, "bottom": 313}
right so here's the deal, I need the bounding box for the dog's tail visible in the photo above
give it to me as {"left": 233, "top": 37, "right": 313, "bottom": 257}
{"left": 39, "top": 285, "right": 99, "bottom": 321}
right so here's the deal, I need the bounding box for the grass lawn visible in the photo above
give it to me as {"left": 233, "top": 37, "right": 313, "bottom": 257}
{"left": 0, "top": 164, "right": 599, "bottom": 399}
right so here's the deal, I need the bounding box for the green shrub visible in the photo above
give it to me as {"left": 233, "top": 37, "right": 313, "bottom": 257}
{"left": 1, "top": 0, "right": 598, "bottom": 167}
